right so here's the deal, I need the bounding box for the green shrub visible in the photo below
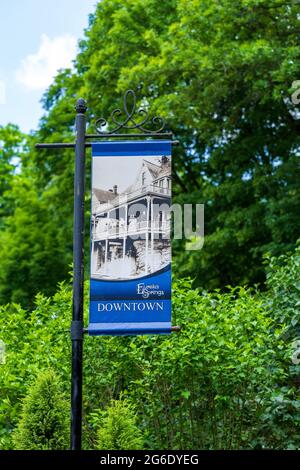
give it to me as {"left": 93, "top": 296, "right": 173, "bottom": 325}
{"left": 96, "top": 400, "right": 144, "bottom": 450}
{"left": 1, "top": 247, "right": 300, "bottom": 449}
{"left": 13, "top": 369, "right": 69, "bottom": 450}
{"left": 0, "top": 284, "right": 71, "bottom": 449}
{"left": 254, "top": 244, "right": 300, "bottom": 450}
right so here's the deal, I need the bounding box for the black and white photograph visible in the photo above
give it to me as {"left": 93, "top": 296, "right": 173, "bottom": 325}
{"left": 91, "top": 155, "right": 171, "bottom": 280}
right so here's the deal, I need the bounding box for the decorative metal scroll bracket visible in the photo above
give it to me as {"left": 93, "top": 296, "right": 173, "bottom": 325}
{"left": 94, "top": 89, "right": 168, "bottom": 136}
{"left": 35, "top": 92, "right": 179, "bottom": 150}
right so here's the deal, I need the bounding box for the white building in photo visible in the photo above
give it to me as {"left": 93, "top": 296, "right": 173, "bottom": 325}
{"left": 91, "top": 155, "right": 171, "bottom": 280}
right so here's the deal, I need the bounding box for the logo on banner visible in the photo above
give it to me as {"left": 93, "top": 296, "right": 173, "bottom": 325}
{"left": 137, "top": 283, "right": 165, "bottom": 299}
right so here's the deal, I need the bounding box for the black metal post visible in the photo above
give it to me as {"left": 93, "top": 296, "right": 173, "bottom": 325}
{"left": 71, "top": 98, "right": 87, "bottom": 450}
{"left": 34, "top": 90, "right": 180, "bottom": 451}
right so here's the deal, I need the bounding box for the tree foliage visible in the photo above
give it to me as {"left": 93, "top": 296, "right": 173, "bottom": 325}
{"left": 0, "top": 178, "right": 72, "bottom": 306}
{"left": 1, "top": 248, "right": 299, "bottom": 450}
{"left": 0, "top": 0, "right": 300, "bottom": 304}
{"left": 0, "top": 124, "right": 25, "bottom": 225}
{"left": 12, "top": 370, "right": 69, "bottom": 450}
{"left": 0, "top": 0, "right": 299, "bottom": 450}
{"left": 94, "top": 399, "right": 144, "bottom": 450}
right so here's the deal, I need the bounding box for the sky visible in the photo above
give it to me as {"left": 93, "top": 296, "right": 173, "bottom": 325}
{"left": 0, "top": 0, "right": 97, "bottom": 133}
{"left": 93, "top": 157, "right": 144, "bottom": 193}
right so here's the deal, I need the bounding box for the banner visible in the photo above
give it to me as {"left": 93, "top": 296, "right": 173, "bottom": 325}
{"left": 88, "top": 141, "right": 172, "bottom": 335}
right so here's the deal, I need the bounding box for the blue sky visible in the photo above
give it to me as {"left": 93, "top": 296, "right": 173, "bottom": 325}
{"left": 0, "top": 0, "right": 97, "bottom": 133}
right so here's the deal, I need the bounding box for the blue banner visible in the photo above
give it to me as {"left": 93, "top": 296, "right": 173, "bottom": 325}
{"left": 88, "top": 141, "right": 172, "bottom": 335}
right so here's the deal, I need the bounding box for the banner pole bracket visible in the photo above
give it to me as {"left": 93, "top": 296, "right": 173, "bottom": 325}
{"left": 82, "top": 326, "right": 181, "bottom": 334}
{"left": 71, "top": 321, "right": 84, "bottom": 340}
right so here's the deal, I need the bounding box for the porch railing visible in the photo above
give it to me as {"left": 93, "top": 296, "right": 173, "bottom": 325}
{"left": 92, "top": 220, "right": 171, "bottom": 240}
{"left": 93, "top": 184, "right": 171, "bottom": 215}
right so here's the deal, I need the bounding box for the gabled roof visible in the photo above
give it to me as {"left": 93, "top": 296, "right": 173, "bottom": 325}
{"left": 154, "top": 164, "right": 171, "bottom": 179}
{"left": 146, "top": 158, "right": 171, "bottom": 180}
{"left": 93, "top": 156, "right": 171, "bottom": 204}
{"left": 93, "top": 188, "right": 117, "bottom": 203}
{"left": 143, "top": 159, "right": 161, "bottom": 178}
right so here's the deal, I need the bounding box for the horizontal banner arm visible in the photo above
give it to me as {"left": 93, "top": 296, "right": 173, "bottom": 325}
{"left": 85, "top": 133, "right": 174, "bottom": 139}
{"left": 82, "top": 325, "right": 180, "bottom": 334}
{"left": 35, "top": 140, "right": 179, "bottom": 150}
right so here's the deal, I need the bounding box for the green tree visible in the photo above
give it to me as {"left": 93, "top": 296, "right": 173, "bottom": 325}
{"left": 253, "top": 243, "right": 300, "bottom": 450}
{"left": 13, "top": 370, "right": 69, "bottom": 450}
{"left": 0, "top": 124, "right": 25, "bottom": 225}
{"left": 96, "top": 400, "right": 144, "bottom": 450}
{"left": 22, "top": 0, "right": 299, "bottom": 292}
{"left": 0, "top": 249, "right": 299, "bottom": 449}
{"left": 0, "top": 284, "right": 71, "bottom": 449}
{"left": 0, "top": 177, "right": 72, "bottom": 306}
{"left": 1, "top": 0, "right": 300, "bottom": 300}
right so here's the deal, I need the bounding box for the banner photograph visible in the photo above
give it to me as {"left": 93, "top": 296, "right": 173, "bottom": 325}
{"left": 88, "top": 141, "right": 172, "bottom": 335}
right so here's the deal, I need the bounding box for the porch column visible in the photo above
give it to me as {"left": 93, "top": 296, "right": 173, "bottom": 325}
{"left": 123, "top": 203, "right": 128, "bottom": 261}
{"left": 104, "top": 211, "right": 110, "bottom": 274}
{"left": 150, "top": 197, "right": 154, "bottom": 266}
{"left": 91, "top": 216, "right": 96, "bottom": 274}
{"left": 145, "top": 197, "right": 150, "bottom": 275}
{"left": 104, "top": 238, "right": 108, "bottom": 274}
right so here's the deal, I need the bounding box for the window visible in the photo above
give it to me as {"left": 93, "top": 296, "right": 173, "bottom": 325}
{"left": 142, "top": 172, "right": 146, "bottom": 185}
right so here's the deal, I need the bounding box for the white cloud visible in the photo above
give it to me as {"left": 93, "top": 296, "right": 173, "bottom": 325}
{"left": 15, "top": 34, "right": 77, "bottom": 90}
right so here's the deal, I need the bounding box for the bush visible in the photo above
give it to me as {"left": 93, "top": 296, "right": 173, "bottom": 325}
{"left": 0, "top": 284, "right": 71, "bottom": 449}
{"left": 1, "top": 247, "right": 299, "bottom": 449}
{"left": 13, "top": 370, "right": 69, "bottom": 450}
{"left": 96, "top": 400, "right": 144, "bottom": 450}
{"left": 253, "top": 244, "right": 300, "bottom": 450}
{"left": 122, "top": 281, "right": 288, "bottom": 449}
